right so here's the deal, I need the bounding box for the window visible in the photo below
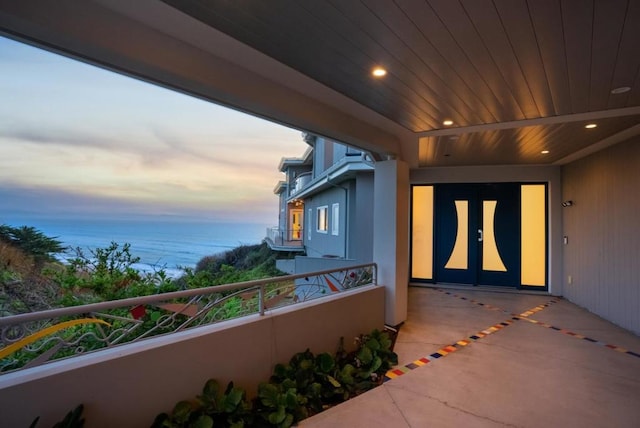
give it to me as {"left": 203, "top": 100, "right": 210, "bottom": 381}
{"left": 307, "top": 208, "right": 312, "bottom": 240}
{"left": 317, "top": 206, "right": 328, "bottom": 233}
{"left": 332, "top": 203, "right": 339, "bottom": 235}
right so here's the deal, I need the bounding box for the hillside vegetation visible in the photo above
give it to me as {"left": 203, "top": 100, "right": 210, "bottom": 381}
{"left": 0, "top": 224, "right": 293, "bottom": 316}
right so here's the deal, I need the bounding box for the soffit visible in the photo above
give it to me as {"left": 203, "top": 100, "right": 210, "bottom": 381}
{"left": 161, "top": 0, "right": 640, "bottom": 165}
{"left": 1, "top": 0, "right": 639, "bottom": 167}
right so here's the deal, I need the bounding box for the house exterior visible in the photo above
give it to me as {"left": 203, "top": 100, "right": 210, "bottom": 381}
{"left": 265, "top": 143, "right": 312, "bottom": 252}
{"left": 1, "top": 0, "right": 638, "bottom": 332}
{"left": 1, "top": 2, "right": 640, "bottom": 424}
{"left": 267, "top": 133, "right": 375, "bottom": 275}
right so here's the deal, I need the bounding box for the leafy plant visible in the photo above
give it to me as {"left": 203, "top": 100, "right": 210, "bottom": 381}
{"left": 255, "top": 381, "right": 306, "bottom": 428}
{"left": 151, "top": 379, "right": 252, "bottom": 428}
{"left": 30, "top": 404, "right": 85, "bottom": 428}
{"left": 47, "top": 242, "right": 176, "bottom": 302}
{"left": 152, "top": 328, "right": 398, "bottom": 427}
{"left": 354, "top": 329, "right": 399, "bottom": 385}
{"left": 268, "top": 350, "right": 343, "bottom": 413}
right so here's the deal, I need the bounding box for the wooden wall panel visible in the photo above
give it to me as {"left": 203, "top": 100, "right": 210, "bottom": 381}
{"left": 562, "top": 136, "right": 640, "bottom": 334}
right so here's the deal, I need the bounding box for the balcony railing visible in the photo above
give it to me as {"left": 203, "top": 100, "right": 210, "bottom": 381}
{"left": 0, "top": 263, "right": 376, "bottom": 374}
{"left": 265, "top": 227, "right": 305, "bottom": 249}
{"left": 290, "top": 172, "right": 312, "bottom": 196}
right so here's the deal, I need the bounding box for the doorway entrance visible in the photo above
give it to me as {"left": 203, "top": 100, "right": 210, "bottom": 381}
{"left": 411, "top": 183, "right": 547, "bottom": 289}
{"left": 289, "top": 209, "right": 303, "bottom": 241}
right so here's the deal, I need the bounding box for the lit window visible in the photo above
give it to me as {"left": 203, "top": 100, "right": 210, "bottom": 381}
{"left": 317, "top": 206, "right": 328, "bottom": 233}
{"left": 332, "top": 203, "right": 339, "bottom": 236}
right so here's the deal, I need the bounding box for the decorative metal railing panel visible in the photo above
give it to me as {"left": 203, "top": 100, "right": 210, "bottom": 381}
{"left": 0, "top": 263, "right": 375, "bottom": 374}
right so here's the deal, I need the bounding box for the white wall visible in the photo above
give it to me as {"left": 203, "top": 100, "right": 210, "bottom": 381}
{"left": 562, "top": 137, "right": 640, "bottom": 334}
{"left": 374, "top": 160, "right": 410, "bottom": 326}
{"left": 0, "top": 286, "right": 385, "bottom": 428}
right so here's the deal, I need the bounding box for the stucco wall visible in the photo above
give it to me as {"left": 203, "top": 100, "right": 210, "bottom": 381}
{"left": 0, "top": 286, "right": 385, "bottom": 428}
{"left": 352, "top": 172, "right": 374, "bottom": 262}
{"left": 562, "top": 137, "right": 640, "bottom": 335}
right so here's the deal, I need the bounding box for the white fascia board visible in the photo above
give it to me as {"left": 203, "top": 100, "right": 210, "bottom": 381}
{"left": 273, "top": 181, "right": 286, "bottom": 194}
{"left": 288, "top": 160, "right": 373, "bottom": 201}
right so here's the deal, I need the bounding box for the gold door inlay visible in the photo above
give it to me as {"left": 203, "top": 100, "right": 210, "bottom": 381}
{"left": 445, "top": 200, "right": 468, "bottom": 269}
{"left": 482, "top": 200, "right": 507, "bottom": 272}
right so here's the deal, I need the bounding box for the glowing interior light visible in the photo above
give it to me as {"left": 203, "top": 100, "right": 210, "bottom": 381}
{"left": 443, "top": 120, "right": 454, "bottom": 126}
{"left": 585, "top": 123, "right": 597, "bottom": 129}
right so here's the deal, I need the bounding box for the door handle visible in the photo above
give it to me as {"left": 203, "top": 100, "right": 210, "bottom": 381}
{"left": 478, "top": 229, "right": 483, "bottom": 242}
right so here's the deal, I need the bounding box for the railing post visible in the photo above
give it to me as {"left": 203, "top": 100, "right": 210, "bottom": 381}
{"left": 259, "top": 284, "right": 265, "bottom": 316}
{"left": 373, "top": 264, "right": 377, "bottom": 286}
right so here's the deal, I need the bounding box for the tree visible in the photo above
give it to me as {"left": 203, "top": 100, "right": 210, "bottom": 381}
{"left": 0, "top": 224, "right": 65, "bottom": 264}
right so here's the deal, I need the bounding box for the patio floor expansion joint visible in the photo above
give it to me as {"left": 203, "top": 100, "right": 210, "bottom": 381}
{"left": 384, "top": 317, "right": 518, "bottom": 382}
{"left": 432, "top": 288, "right": 640, "bottom": 360}
{"left": 516, "top": 316, "right": 640, "bottom": 359}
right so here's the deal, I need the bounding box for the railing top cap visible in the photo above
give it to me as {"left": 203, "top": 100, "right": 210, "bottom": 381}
{"left": 0, "top": 263, "right": 376, "bottom": 326}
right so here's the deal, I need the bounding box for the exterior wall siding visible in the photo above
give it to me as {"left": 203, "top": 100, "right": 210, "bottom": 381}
{"left": 352, "top": 172, "right": 374, "bottom": 262}
{"left": 304, "top": 185, "right": 349, "bottom": 258}
{"left": 562, "top": 137, "right": 640, "bottom": 335}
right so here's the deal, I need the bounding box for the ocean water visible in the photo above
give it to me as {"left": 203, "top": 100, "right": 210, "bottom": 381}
{"left": 1, "top": 216, "right": 268, "bottom": 277}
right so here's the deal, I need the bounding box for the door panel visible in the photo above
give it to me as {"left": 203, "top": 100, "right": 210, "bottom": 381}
{"left": 435, "top": 184, "right": 520, "bottom": 286}
{"left": 289, "top": 209, "right": 303, "bottom": 240}
{"left": 477, "top": 184, "right": 520, "bottom": 286}
{"left": 435, "top": 185, "right": 478, "bottom": 284}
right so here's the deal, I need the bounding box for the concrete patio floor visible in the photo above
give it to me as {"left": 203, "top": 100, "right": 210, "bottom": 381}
{"left": 300, "top": 286, "right": 640, "bottom": 428}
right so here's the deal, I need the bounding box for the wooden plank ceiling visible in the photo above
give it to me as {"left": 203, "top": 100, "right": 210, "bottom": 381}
{"left": 160, "top": 0, "right": 640, "bottom": 165}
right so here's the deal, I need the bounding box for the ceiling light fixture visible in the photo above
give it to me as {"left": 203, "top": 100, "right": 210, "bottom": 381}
{"left": 585, "top": 123, "right": 597, "bottom": 129}
{"left": 541, "top": 150, "right": 549, "bottom": 154}
{"left": 611, "top": 86, "right": 631, "bottom": 94}
{"left": 372, "top": 67, "right": 387, "bottom": 77}
{"left": 443, "top": 119, "right": 454, "bottom": 126}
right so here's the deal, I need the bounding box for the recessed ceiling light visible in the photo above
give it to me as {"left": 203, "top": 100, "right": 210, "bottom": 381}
{"left": 372, "top": 67, "right": 387, "bottom": 77}
{"left": 541, "top": 150, "right": 549, "bottom": 154}
{"left": 443, "top": 119, "right": 454, "bottom": 126}
{"left": 585, "top": 123, "right": 597, "bottom": 129}
{"left": 611, "top": 86, "right": 631, "bottom": 94}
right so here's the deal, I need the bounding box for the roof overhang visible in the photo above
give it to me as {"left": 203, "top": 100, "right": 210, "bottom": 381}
{"left": 1, "top": 0, "right": 638, "bottom": 168}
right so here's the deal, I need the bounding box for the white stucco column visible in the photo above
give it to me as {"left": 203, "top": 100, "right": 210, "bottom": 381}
{"left": 373, "top": 160, "right": 409, "bottom": 326}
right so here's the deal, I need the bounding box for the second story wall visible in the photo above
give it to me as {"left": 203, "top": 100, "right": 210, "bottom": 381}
{"left": 302, "top": 172, "right": 374, "bottom": 262}
{"left": 312, "top": 137, "right": 363, "bottom": 179}
{"left": 304, "top": 185, "right": 349, "bottom": 258}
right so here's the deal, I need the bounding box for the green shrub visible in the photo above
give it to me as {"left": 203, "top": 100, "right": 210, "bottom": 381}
{"left": 153, "top": 329, "right": 398, "bottom": 427}
{"left": 151, "top": 380, "right": 252, "bottom": 428}
{"left": 47, "top": 242, "right": 176, "bottom": 302}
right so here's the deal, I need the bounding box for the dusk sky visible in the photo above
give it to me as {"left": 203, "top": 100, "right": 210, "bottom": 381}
{"left": 0, "top": 36, "right": 304, "bottom": 224}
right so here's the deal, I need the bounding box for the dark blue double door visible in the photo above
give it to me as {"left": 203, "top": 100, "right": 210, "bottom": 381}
{"left": 435, "top": 183, "right": 520, "bottom": 286}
